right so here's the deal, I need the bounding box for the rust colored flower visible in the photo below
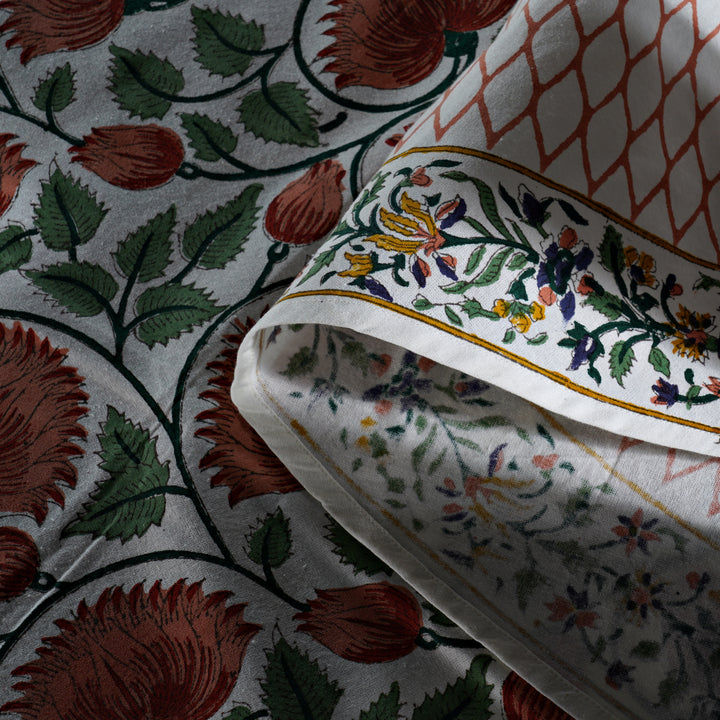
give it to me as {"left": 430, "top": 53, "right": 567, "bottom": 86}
{"left": 0, "top": 527, "right": 39, "bottom": 601}
{"left": 196, "top": 316, "right": 302, "bottom": 506}
{"left": 319, "top": 0, "right": 514, "bottom": 90}
{"left": 2, "top": 579, "right": 261, "bottom": 720}
{"left": 69, "top": 125, "right": 184, "bottom": 190}
{"left": 545, "top": 586, "right": 598, "bottom": 631}
{"left": 0, "top": 134, "right": 37, "bottom": 217}
{"left": 265, "top": 160, "right": 346, "bottom": 245}
{"left": 671, "top": 304, "right": 713, "bottom": 362}
{"left": 705, "top": 376, "right": 720, "bottom": 396}
{"left": 612, "top": 508, "right": 660, "bottom": 555}
{"left": 294, "top": 582, "right": 422, "bottom": 663}
{"left": 0, "top": 322, "right": 88, "bottom": 523}
{"left": 502, "top": 671, "right": 574, "bottom": 720}
{"left": 0, "top": 0, "right": 124, "bottom": 64}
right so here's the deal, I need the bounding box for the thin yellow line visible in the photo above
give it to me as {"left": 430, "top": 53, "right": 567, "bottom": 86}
{"left": 278, "top": 289, "right": 720, "bottom": 437}
{"left": 538, "top": 408, "right": 720, "bottom": 552}
{"left": 253, "top": 328, "right": 641, "bottom": 719}
{"left": 387, "top": 145, "right": 720, "bottom": 270}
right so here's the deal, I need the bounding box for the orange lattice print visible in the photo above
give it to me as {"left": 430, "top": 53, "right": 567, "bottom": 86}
{"left": 401, "top": 0, "right": 720, "bottom": 262}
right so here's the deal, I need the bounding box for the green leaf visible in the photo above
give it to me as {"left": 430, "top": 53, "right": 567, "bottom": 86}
{"left": 62, "top": 407, "right": 169, "bottom": 542}
{"left": 34, "top": 168, "right": 107, "bottom": 252}
{"left": 358, "top": 682, "right": 400, "bottom": 720}
{"left": 445, "top": 306, "right": 463, "bottom": 326}
{"left": 503, "top": 328, "right": 515, "bottom": 344}
{"left": 694, "top": 272, "right": 720, "bottom": 292}
{"left": 598, "top": 225, "right": 624, "bottom": 273}
{"left": 609, "top": 341, "right": 636, "bottom": 387}
{"left": 461, "top": 298, "right": 498, "bottom": 319}
{"left": 630, "top": 640, "right": 661, "bottom": 659}
{"left": 33, "top": 64, "right": 75, "bottom": 113}
{"left": 181, "top": 184, "right": 261, "bottom": 269}
{"left": 507, "top": 252, "right": 527, "bottom": 270}
{"left": 298, "top": 244, "right": 340, "bottom": 286}
{"left": 223, "top": 706, "right": 255, "bottom": 720}
{"left": 583, "top": 290, "right": 623, "bottom": 320}
{"left": 109, "top": 45, "right": 184, "bottom": 120}
{"left": 192, "top": 6, "right": 264, "bottom": 77}
{"left": 464, "top": 245, "right": 486, "bottom": 274}
{"left": 181, "top": 112, "right": 238, "bottom": 162}
{"left": 422, "top": 601, "right": 458, "bottom": 628}
{"left": 134, "top": 282, "right": 222, "bottom": 347}
{"left": 282, "top": 346, "right": 318, "bottom": 378}
{"left": 357, "top": 171, "right": 390, "bottom": 212}
{"left": 413, "top": 295, "right": 434, "bottom": 311}
{"left": 114, "top": 207, "right": 176, "bottom": 283}
{"left": 261, "top": 638, "right": 342, "bottom": 720}
{"left": 526, "top": 332, "right": 548, "bottom": 345}
{"left": 239, "top": 82, "right": 319, "bottom": 147}
{"left": 537, "top": 539, "right": 589, "bottom": 572}
{"left": 28, "top": 261, "right": 118, "bottom": 317}
{"left": 649, "top": 346, "right": 670, "bottom": 378}
{"left": 412, "top": 654, "right": 493, "bottom": 720}
{"left": 412, "top": 424, "right": 437, "bottom": 470}
{"left": 247, "top": 509, "right": 292, "bottom": 568}
{"left": 471, "top": 247, "right": 513, "bottom": 287}
{"left": 0, "top": 226, "right": 32, "bottom": 274}
{"left": 325, "top": 517, "right": 392, "bottom": 576}
{"left": 557, "top": 198, "right": 588, "bottom": 225}
{"left": 441, "top": 170, "right": 513, "bottom": 242}
{"left": 445, "top": 416, "right": 510, "bottom": 431}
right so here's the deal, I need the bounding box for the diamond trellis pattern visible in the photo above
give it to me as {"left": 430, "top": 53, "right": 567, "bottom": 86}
{"left": 401, "top": 0, "right": 720, "bottom": 263}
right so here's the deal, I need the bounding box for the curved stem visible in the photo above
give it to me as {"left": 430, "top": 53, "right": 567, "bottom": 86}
{"left": 416, "top": 626, "right": 483, "bottom": 650}
{"left": 0, "top": 104, "right": 84, "bottom": 146}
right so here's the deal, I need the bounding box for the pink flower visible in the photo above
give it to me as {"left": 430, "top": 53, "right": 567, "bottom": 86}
{"left": 409, "top": 167, "right": 431, "bottom": 186}
{"left": 545, "top": 586, "right": 598, "bottom": 631}
{"left": 612, "top": 508, "right": 660, "bottom": 555}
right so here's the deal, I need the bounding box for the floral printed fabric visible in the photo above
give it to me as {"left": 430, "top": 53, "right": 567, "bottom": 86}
{"left": 232, "top": 1, "right": 720, "bottom": 718}
{"left": 0, "top": 0, "right": 566, "bottom": 719}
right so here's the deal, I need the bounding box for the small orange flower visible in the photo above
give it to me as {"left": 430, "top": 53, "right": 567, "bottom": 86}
{"left": 671, "top": 305, "right": 713, "bottom": 362}
{"left": 705, "top": 376, "right": 720, "bottom": 396}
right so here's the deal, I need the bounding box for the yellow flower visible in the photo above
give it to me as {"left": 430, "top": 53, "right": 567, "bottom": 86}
{"left": 671, "top": 305, "right": 712, "bottom": 362}
{"left": 530, "top": 301, "right": 545, "bottom": 321}
{"left": 493, "top": 299, "right": 510, "bottom": 317}
{"left": 367, "top": 192, "right": 440, "bottom": 255}
{"left": 510, "top": 314, "right": 532, "bottom": 333}
{"left": 624, "top": 246, "right": 657, "bottom": 287}
{"left": 338, "top": 252, "right": 373, "bottom": 277}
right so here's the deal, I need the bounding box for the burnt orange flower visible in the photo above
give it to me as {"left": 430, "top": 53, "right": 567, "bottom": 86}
{"left": 2, "top": 580, "right": 262, "bottom": 720}
{"left": 265, "top": 160, "right": 346, "bottom": 245}
{"left": 69, "top": 125, "right": 184, "bottom": 190}
{"left": 0, "top": 134, "right": 37, "bottom": 217}
{"left": 319, "top": 0, "right": 515, "bottom": 90}
{"left": 0, "top": 0, "right": 124, "bottom": 64}
{"left": 0, "top": 527, "right": 39, "bottom": 601}
{"left": 196, "top": 317, "right": 302, "bottom": 506}
{"left": 0, "top": 322, "right": 88, "bottom": 523}
{"left": 502, "top": 671, "right": 574, "bottom": 720}
{"left": 295, "top": 582, "right": 422, "bottom": 663}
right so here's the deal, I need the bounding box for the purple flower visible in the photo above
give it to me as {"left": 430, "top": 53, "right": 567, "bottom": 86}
{"left": 605, "top": 660, "right": 634, "bottom": 690}
{"left": 650, "top": 378, "right": 679, "bottom": 407}
{"left": 364, "top": 276, "right": 393, "bottom": 302}
{"left": 570, "top": 336, "right": 596, "bottom": 370}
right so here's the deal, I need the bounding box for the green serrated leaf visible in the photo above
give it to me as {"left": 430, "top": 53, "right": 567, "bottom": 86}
{"left": 247, "top": 509, "right": 292, "bottom": 568}
{"left": 464, "top": 245, "right": 486, "bottom": 274}
{"left": 134, "top": 282, "right": 222, "bottom": 347}
{"left": 582, "top": 290, "right": 623, "bottom": 320}
{"left": 358, "top": 682, "right": 401, "bottom": 720}
{"left": 471, "top": 247, "right": 513, "bottom": 287}
{"left": 240, "top": 82, "right": 319, "bottom": 147}
{"left": 109, "top": 45, "right": 184, "bottom": 120}
{"left": 62, "top": 407, "right": 169, "bottom": 542}
{"left": 649, "top": 346, "right": 670, "bottom": 378}
{"left": 357, "top": 171, "right": 390, "bottom": 211}
{"left": 261, "top": 638, "right": 342, "bottom": 720}
{"left": 34, "top": 168, "right": 107, "bottom": 251}
{"left": 181, "top": 112, "right": 238, "bottom": 162}
{"left": 282, "top": 346, "right": 318, "bottom": 378}
{"left": 181, "top": 184, "right": 261, "bottom": 270}
{"left": 192, "top": 6, "right": 264, "bottom": 77}
{"left": 33, "top": 64, "right": 75, "bottom": 113}
{"left": 609, "top": 341, "right": 636, "bottom": 387}
{"left": 0, "top": 226, "right": 32, "bottom": 274}
{"left": 412, "top": 654, "right": 493, "bottom": 720}
{"left": 461, "top": 298, "right": 498, "bottom": 319}
{"left": 598, "top": 225, "right": 623, "bottom": 273}
{"left": 28, "top": 261, "right": 118, "bottom": 317}
{"left": 114, "top": 207, "right": 176, "bottom": 283}
{"left": 507, "top": 252, "right": 527, "bottom": 270}
{"left": 325, "top": 517, "right": 392, "bottom": 576}
{"left": 694, "top": 272, "right": 720, "bottom": 292}
{"left": 445, "top": 306, "right": 463, "bottom": 326}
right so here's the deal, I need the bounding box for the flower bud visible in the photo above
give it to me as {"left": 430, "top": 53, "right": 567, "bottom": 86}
{"left": 265, "top": 160, "right": 346, "bottom": 245}
{"left": 69, "top": 125, "right": 184, "bottom": 190}
{"left": 294, "top": 582, "right": 422, "bottom": 663}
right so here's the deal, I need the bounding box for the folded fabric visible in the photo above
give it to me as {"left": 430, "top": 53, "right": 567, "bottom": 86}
{"left": 233, "top": 1, "right": 720, "bottom": 718}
